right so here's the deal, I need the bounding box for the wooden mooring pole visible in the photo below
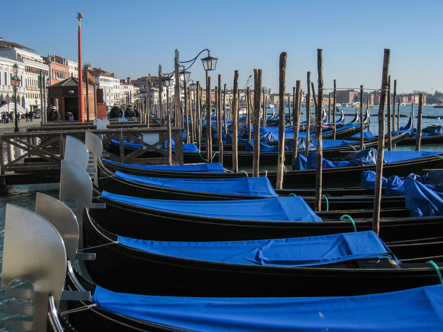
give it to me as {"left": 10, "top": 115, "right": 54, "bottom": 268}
{"left": 252, "top": 69, "right": 262, "bottom": 177}
{"left": 415, "top": 93, "right": 424, "bottom": 151}
{"left": 387, "top": 76, "right": 392, "bottom": 151}
{"left": 360, "top": 85, "right": 364, "bottom": 150}
{"left": 315, "top": 49, "right": 324, "bottom": 212}
{"left": 276, "top": 52, "right": 287, "bottom": 190}
{"left": 305, "top": 72, "right": 311, "bottom": 158}
{"left": 373, "top": 48, "right": 390, "bottom": 235}
{"left": 292, "top": 81, "right": 301, "bottom": 170}
{"left": 232, "top": 70, "right": 239, "bottom": 173}
{"left": 205, "top": 74, "right": 212, "bottom": 163}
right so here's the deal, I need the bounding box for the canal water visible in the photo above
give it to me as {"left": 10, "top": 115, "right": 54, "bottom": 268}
{"left": 0, "top": 105, "right": 442, "bottom": 329}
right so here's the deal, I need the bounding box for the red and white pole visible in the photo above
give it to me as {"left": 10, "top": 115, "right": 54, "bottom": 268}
{"left": 77, "top": 13, "right": 84, "bottom": 122}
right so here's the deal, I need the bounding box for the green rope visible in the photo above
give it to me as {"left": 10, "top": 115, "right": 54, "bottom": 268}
{"left": 437, "top": 155, "right": 443, "bottom": 160}
{"left": 197, "top": 150, "right": 219, "bottom": 162}
{"left": 323, "top": 195, "right": 329, "bottom": 212}
{"left": 198, "top": 150, "right": 209, "bottom": 162}
{"left": 340, "top": 214, "right": 357, "bottom": 232}
{"left": 428, "top": 260, "right": 443, "bottom": 284}
{"left": 289, "top": 193, "right": 297, "bottom": 197}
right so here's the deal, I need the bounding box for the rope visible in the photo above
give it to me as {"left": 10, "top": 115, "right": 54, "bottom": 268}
{"left": 289, "top": 193, "right": 296, "bottom": 197}
{"left": 198, "top": 150, "right": 209, "bottom": 162}
{"left": 61, "top": 303, "right": 98, "bottom": 315}
{"left": 240, "top": 170, "right": 249, "bottom": 177}
{"left": 77, "top": 240, "right": 119, "bottom": 252}
{"left": 340, "top": 214, "right": 357, "bottom": 232}
{"left": 323, "top": 195, "right": 329, "bottom": 211}
{"left": 428, "top": 260, "right": 443, "bottom": 284}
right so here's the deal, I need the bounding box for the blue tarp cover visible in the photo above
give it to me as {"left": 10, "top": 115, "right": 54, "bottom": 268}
{"left": 361, "top": 170, "right": 443, "bottom": 197}
{"left": 383, "top": 150, "right": 443, "bottom": 164}
{"left": 101, "top": 191, "right": 322, "bottom": 222}
{"left": 114, "top": 172, "right": 278, "bottom": 198}
{"left": 92, "top": 284, "right": 443, "bottom": 332}
{"left": 109, "top": 139, "right": 199, "bottom": 153}
{"left": 294, "top": 149, "right": 443, "bottom": 170}
{"left": 103, "top": 159, "right": 226, "bottom": 173}
{"left": 118, "top": 231, "right": 400, "bottom": 267}
{"left": 404, "top": 178, "right": 443, "bottom": 217}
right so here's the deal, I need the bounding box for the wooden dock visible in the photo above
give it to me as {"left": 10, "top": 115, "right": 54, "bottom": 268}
{"left": 1, "top": 122, "right": 184, "bottom": 186}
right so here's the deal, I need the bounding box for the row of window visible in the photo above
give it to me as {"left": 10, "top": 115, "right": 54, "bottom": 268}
{"left": 0, "top": 73, "right": 24, "bottom": 87}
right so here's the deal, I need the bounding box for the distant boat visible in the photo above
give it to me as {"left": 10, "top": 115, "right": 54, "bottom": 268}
{"left": 433, "top": 105, "right": 443, "bottom": 108}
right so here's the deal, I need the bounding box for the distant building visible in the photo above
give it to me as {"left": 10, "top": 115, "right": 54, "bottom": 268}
{"left": 88, "top": 67, "right": 121, "bottom": 107}
{"left": 43, "top": 54, "right": 69, "bottom": 85}
{"left": 0, "top": 37, "right": 49, "bottom": 114}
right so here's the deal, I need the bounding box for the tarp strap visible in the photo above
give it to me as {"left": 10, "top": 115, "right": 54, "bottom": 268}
{"left": 340, "top": 214, "right": 357, "bottom": 232}
{"left": 428, "top": 260, "right": 443, "bottom": 284}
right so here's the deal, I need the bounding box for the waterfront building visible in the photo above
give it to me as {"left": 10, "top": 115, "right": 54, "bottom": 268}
{"left": 0, "top": 57, "right": 26, "bottom": 116}
{"left": 43, "top": 54, "right": 69, "bottom": 85}
{"left": 88, "top": 67, "right": 120, "bottom": 108}
{"left": 0, "top": 37, "right": 49, "bottom": 115}
{"left": 119, "top": 77, "right": 135, "bottom": 105}
{"left": 67, "top": 59, "right": 79, "bottom": 79}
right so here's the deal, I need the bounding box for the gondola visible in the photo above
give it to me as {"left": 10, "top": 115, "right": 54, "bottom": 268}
{"left": 184, "top": 131, "right": 410, "bottom": 166}
{"left": 4, "top": 194, "right": 443, "bottom": 332}
{"left": 84, "top": 192, "right": 438, "bottom": 242}
{"left": 82, "top": 210, "right": 443, "bottom": 298}
{"left": 96, "top": 158, "right": 408, "bottom": 210}
{"left": 100, "top": 148, "right": 443, "bottom": 189}
{"left": 59, "top": 159, "right": 443, "bottom": 246}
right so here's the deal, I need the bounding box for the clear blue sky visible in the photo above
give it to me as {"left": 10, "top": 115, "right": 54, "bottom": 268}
{"left": 2, "top": 0, "right": 442, "bottom": 94}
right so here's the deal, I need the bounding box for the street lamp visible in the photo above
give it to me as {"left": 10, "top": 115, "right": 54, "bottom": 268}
{"left": 11, "top": 63, "right": 21, "bottom": 133}
{"left": 201, "top": 51, "right": 218, "bottom": 71}
{"left": 201, "top": 51, "right": 217, "bottom": 162}
{"left": 163, "top": 75, "right": 171, "bottom": 116}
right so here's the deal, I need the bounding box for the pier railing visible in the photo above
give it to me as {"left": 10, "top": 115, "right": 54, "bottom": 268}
{"left": 1, "top": 127, "right": 183, "bottom": 185}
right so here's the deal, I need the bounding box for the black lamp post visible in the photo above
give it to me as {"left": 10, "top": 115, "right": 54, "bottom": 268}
{"left": 11, "top": 63, "right": 21, "bottom": 133}
{"left": 200, "top": 51, "right": 217, "bottom": 162}
{"left": 163, "top": 75, "right": 171, "bottom": 115}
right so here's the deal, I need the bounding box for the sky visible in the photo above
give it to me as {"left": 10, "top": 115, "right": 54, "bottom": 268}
{"left": 2, "top": 0, "right": 442, "bottom": 95}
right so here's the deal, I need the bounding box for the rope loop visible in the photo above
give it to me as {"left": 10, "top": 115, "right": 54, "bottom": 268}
{"left": 339, "top": 214, "right": 357, "bottom": 232}
{"left": 428, "top": 260, "right": 443, "bottom": 284}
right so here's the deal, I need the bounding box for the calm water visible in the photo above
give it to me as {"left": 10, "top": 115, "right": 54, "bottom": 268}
{"left": 0, "top": 105, "right": 442, "bottom": 329}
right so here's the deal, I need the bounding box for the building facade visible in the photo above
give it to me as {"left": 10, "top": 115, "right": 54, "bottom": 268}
{"left": 0, "top": 38, "right": 49, "bottom": 114}
{"left": 89, "top": 67, "right": 121, "bottom": 107}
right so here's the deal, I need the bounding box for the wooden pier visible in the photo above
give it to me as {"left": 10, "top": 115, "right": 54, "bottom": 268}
{"left": 1, "top": 123, "right": 183, "bottom": 186}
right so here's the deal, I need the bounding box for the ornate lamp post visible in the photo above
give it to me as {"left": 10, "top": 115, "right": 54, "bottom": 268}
{"left": 201, "top": 51, "right": 218, "bottom": 162}
{"left": 11, "top": 63, "right": 21, "bottom": 133}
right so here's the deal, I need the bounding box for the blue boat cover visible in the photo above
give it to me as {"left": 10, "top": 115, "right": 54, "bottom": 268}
{"left": 114, "top": 172, "right": 279, "bottom": 198}
{"left": 92, "top": 284, "right": 443, "bottom": 331}
{"left": 101, "top": 191, "right": 322, "bottom": 222}
{"left": 409, "top": 125, "right": 443, "bottom": 137}
{"left": 404, "top": 178, "right": 443, "bottom": 217}
{"left": 383, "top": 150, "right": 443, "bottom": 164}
{"left": 361, "top": 170, "right": 443, "bottom": 197}
{"left": 245, "top": 138, "right": 364, "bottom": 154}
{"left": 294, "top": 148, "right": 443, "bottom": 170}
{"left": 103, "top": 159, "right": 226, "bottom": 173}
{"left": 109, "top": 139, "right": 199, "bottom": 153}
{"left": 118, "top": 231, "right": 400, "bottom": 267}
